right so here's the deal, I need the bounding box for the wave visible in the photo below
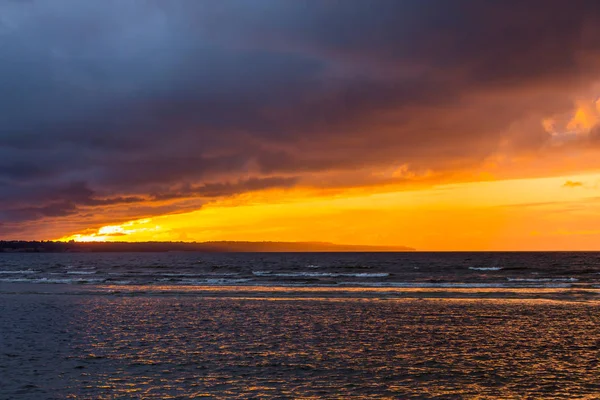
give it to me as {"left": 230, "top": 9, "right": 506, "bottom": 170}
{"left": 159, "top": 273, "right": 240, "bottom": 277}
{"left": 507, "top": 278, "right": 578, "bottom": 282}
{"left": 337, "top": 282, "right": 507, "bottom": 288}
{"left": 0, "top": 270, "right": 38, "bottom": 274}
{"left": 252, "top": 271, "right": 389, "bottom": 278}
{"left": 179, "top": 278, "right": 252, "bottom": 285}
{"left": 336, "top": 281, "right": 573, "bottom": 288}
{"left": 66, "top": 271, "right": 96, "bottom": 275}
{"left": 0, "top": 277, "right": 106, "bottom": 284}
{"left": 469, "top": 267, "right": 502, "bottom": 271}
{"left": 0, "top": 276, "right": 579, "bottom": 289}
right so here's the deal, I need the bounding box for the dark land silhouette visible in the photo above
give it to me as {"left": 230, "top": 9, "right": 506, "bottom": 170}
{"left": 0, "top": 240, "right": 415, "bottom": 253}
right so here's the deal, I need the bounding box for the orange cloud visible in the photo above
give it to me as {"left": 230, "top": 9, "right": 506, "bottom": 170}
{"left": 57, "top": 172, "right": 600, "bottom": 250}
{"left": 563, "top": 180, "right": 584, "bottom": 188}
{"left": 566, "top": 102, "right": 599, "bottom": 133}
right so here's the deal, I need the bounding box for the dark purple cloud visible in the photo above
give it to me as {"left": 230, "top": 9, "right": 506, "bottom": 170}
{"left": 1, "top": 0, "right": 600, "bottom": 238}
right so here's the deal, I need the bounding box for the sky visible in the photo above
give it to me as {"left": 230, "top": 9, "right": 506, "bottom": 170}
{"left": 2, "top": 0, "right": 600, "bottom": 250}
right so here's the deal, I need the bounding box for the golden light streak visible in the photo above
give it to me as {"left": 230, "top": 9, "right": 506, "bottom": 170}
{"left": 60, "top": 219, "right": 160, "bottom": 242}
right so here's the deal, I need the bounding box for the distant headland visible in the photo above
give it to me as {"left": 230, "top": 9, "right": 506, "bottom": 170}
{"left": 0, "top": 240, "right": 415, "bottom": 253}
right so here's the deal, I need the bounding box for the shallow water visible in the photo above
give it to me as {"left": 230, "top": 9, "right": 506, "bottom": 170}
{"left": 2, "top": 292, "right": 600, "bottom": 399}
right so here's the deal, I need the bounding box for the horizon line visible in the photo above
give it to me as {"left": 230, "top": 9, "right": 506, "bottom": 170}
{"left": 3, "top": 239, "right": 600, "bottom": 252}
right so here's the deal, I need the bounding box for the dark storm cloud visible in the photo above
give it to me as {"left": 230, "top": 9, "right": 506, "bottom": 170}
{"left": 1, "top": 0, "right": 600, "bottom": 237}
{"left": 152, "top": 176, "right": 300, "bottom": 201}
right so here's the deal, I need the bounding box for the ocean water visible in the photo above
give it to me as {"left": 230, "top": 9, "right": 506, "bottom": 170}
{"left": 1, "top": 251, "right": 600, "bottom": 288}
{"left": 2, "top": 252, "right": 600, "bottom": 399}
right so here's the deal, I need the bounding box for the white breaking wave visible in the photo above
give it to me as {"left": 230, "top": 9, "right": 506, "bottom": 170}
{"left": 67, "top": 271, "right": 96, "bottom": 275}
{"left": 160, "top": 273, "right": 240, "bottom": 277}
{"left": 0, "top": 277, "right": 105, "bottom": 284}
{"left": 0, "top": 270, "right": 38, "bottom": 274}
{"left": 180, "top": 278, "right": 252, "bottom": 285}
{"left": 0, "top": 278, "right": 35, "bottom": 283}
{"left": 252, "top": 271, "right": 389, "bottom": 278}
{"left": 507, "top": 278, "right": 578, "bottom": 282}
{"left": 306, "top": 265, "right": 321, "bottom": 269}
{"left": 469, "top": 267, "right": 503, "bottom": 271}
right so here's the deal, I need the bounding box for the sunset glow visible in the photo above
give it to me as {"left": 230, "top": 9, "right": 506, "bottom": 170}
{"left": 2, "top": 1, "right": 600, "bottom": 251}
{"left": 58, "top": 172, "right": 600, "bottom": 250}
{"left": 7, "top": 4, "right": 600, "bottom": 400}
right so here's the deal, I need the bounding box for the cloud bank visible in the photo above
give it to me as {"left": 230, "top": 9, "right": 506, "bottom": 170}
{"left": 2, "top": 0, "right": 600, "bottom": 238}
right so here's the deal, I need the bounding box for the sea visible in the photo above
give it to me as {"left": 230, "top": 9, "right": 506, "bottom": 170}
{"left": 2, "top": 252, "right": 600, "bottom": 399}
{"left": 2, "top": 251, "right": 600, "bottom": 288}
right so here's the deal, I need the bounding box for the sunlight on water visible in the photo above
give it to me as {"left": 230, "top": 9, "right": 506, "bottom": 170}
{"left": 2, "top": 295, "right": 600, "bottom": 399}
{"left": 2, "top": 252, "right": 600, "bottom": 398}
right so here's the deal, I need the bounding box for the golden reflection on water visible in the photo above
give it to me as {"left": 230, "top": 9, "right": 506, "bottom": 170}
{"left": 56, "top": 294, "right": 600, "bottom": 399}
{"left": 98, "top": 284, "right": 599, "bottom": 293}
{"left": 96, "top": 284, "right": 600, "bottom": 303}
